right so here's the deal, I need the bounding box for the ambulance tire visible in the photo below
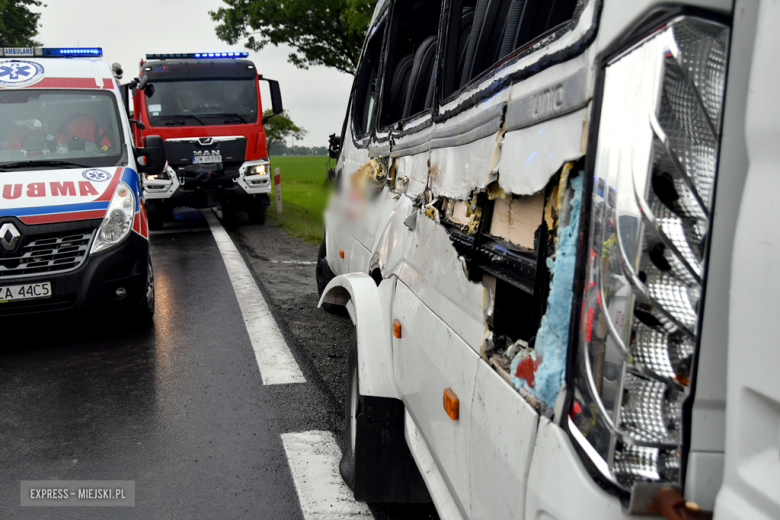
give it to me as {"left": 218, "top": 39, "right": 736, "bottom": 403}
{"left": 248, "top": 201, "right": 267, "bottom": 225}
{"left": 133, "top": 257, "right": 155, "bottom": 321}
{"left": 340, "top": 331, "right": 431, "bottom": 503}
{"left": 316, "top": 238, "right": 345, "bottom": 315}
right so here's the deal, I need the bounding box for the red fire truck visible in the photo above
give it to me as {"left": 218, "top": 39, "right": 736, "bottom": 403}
{"left": 126, "top": 52, "right": 282, "bottom": 229}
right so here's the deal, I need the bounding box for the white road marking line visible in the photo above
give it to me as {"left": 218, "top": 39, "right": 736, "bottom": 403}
{"left": 203, "top": 210, "right": 306, "bottom": 385}
{"left": 270, "top": 260, "right": 317, "bottom": 265}
{"left": 281, "top": 431, "right": 374, "bottom": 519}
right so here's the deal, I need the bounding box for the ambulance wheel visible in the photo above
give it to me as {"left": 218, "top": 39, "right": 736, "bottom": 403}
{"left": 134, "top": 257, "right": 155, "bottom": 321}
{"left": 316, "top": 238, "right": 345, "bottom": 315}
{"left": 340, "top": 330, "right": 360, "bottom": 490}
{"left": 248, "top": 201, "right": 267, "bottom": 224}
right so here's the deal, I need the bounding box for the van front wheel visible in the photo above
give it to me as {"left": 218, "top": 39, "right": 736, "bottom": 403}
{"left": 339, "top": 330, "right": 431, "bottom": 503}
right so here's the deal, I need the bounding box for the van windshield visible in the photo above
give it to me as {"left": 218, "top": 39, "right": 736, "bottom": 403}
{"left": 145, "top": 79, "right": 258, "bottom": 127}
{"left": 0, "top": 90, "right": 124, "bottom": 169}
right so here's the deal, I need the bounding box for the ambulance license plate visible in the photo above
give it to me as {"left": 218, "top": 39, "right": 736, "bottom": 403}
{"left": 193, "top": 154, "right": 222, "bottom": 164}
{"left": 0, "top": 282, "right": 51, "bottom": 302}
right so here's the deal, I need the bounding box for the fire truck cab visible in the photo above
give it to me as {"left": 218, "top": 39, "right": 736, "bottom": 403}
{"left": 128, "top": 52, "right": 283, "bottom": 229}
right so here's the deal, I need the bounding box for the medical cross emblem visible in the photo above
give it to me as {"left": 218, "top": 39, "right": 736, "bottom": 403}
{"left": 0, "top": 60, "right": 44, "bottom": 86}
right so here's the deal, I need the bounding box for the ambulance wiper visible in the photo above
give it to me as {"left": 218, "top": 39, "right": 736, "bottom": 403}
{"left": 0, "top": 160, "right": 87, "bottom": 171}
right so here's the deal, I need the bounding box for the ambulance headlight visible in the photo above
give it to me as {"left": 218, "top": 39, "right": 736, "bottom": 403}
{"left": 565, "top": 15, "right": 729, "bottom": 508}
{"left": 92, "top": 182, "right": 135, "bottom": 254}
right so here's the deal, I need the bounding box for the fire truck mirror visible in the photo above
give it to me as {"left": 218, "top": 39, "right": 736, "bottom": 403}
{"left": 259, "top": 78, "right": 283, "bottom": 123}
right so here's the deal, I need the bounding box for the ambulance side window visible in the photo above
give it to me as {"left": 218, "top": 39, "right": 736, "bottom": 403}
{"left": 352, "top": 21, "right": 387, "bottom": 138}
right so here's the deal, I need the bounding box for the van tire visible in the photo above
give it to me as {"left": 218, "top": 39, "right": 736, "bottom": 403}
{"left": 340, "top": 330, "right": 360, "bottom": 490}
{"left": 316, "top": 238, "right": 345, "bottom": 315}
{"left": 340, "top": 330, "right": 432, "bottom": 503}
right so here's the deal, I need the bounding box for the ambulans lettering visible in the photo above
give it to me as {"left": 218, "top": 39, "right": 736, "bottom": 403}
{"left": 27, "top": 183, "right": 45, "bottom": 197}
{"left": 78, "top": 181, "right": 98, "bottom": 196}
{"left": 3, "top": 184, "right": 21, "bottom": 199}
{"left": 50, "top": 181, "right": 76, "bottom": 196}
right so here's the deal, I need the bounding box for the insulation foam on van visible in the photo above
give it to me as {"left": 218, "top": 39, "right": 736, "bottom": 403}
{"left": 510, "top": 172, "right": 583, "bottom": 408}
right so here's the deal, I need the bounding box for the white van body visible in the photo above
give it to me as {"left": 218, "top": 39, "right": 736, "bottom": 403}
{"left": 319, "top": 0, "right": 779, "bottom": 518}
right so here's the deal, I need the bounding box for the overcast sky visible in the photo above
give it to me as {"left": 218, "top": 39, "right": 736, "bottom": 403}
{"left": 35, "top": 0, "right": 355, "bottom": 148}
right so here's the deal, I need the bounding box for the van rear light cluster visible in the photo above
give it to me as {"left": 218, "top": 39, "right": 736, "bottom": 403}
{"left": 567, "top": 15, "right": 729, "bottom": 507}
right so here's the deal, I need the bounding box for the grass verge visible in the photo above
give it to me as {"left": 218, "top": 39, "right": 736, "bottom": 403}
{"left": 267, "top": 156, "right": 332, "bottom": 245}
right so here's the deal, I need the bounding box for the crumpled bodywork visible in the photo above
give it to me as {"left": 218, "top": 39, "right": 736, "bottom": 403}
{"left": 510, "top": 173, "right": 583, "bottom": 407}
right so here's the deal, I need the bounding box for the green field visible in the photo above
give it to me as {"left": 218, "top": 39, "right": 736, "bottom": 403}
{"left": 267, "top": 156, "right": 333, "bottom": 245}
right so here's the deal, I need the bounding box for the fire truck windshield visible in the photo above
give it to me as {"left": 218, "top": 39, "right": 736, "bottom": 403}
{"left": 145, "top": 79, "right": 258, "bottom": 126}
{"left": 0, "top": 89, "right": 124, "bottom": 169}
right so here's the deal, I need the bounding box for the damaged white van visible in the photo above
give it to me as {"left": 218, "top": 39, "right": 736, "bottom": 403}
{"left": 318, "top": 0, "right": 778, "bottom": 518}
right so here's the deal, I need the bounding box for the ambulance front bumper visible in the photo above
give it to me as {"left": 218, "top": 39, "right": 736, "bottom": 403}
{"left": 0, "top": 231, "right": 149, "bottom": 317}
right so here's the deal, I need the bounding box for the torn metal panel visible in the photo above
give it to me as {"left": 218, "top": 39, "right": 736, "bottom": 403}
{"left": 490, "top": 192, "right": 546, "bottom": 250}
{"left": 378, "top": 208, "right": 485, "bottom": 351}
{"left": 430, "top": 103, "right": 505, "bottom": 150}
{"left": 429, "top": 133, "right": 500, "bottom": 200}
{"left": 497, "top": 107, "right": 588, "bottom": 196}
{"left": 510, "top": 172, "right": 583, "bottom": 408}
{"left": 394, "top": 152, "right": 429, "bottom": 198}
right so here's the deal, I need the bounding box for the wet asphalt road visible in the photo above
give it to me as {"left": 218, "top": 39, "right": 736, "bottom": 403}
{"left": 0, "top": 211, "right": 438, "bottom": 519}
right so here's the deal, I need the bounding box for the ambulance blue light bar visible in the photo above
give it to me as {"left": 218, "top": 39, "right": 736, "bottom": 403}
{"left": 0, "top": 47, "right": 103, "bottom": 58}
{"left": 145, "top": 52, "right": 249, "bottom": 60}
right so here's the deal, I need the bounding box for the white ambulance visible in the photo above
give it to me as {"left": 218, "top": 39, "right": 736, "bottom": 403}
{"left": 318, "top": 0, "right": 779, "bottom": 519}
{"left": 0, "top": 47, "right": 165, "bottom": 318}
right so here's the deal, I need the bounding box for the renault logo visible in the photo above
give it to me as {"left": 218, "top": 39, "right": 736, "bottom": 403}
{"left": 0, "top": 223, "right": 20, "bottom": 252}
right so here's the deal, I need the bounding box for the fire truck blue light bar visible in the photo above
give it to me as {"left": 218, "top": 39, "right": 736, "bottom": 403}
{"left": 145, "top": 52, "right": 249, "bottom": 60}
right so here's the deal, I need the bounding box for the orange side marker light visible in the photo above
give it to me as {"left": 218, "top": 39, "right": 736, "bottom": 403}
{"left": 443, "top": 388, "right": 459, "bottom": 420}
{"left": 393, "top": 319, "right": 402, "bottom": 338}
{"left": 339, "top": 250, "right": 345, "bottom": 259}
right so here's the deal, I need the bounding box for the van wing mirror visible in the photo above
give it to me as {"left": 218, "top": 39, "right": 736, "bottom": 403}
{"left": 136, "top": 135, "right": 167, "bottom": 175}
{"left": 259, "top": 77, "right": 283, "bottom": 124}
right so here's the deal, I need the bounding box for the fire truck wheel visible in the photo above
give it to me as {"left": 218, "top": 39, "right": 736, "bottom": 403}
{"left": 248, "top": 201, "right": 267, "bottom": 224}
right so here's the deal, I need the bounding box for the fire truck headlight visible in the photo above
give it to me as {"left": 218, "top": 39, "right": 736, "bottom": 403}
{"left": 248, "top": 164, "right": 268, "bottom": 176}
{"left": 91, "top": 182, "right": 136, "bottom": 254}
{"left": 566, "top": 15, "right": 729, "bottom": 506}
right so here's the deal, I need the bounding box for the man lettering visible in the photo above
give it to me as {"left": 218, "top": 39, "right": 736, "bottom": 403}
{"left": 78, "top": 181, "right": 99, "bottom": 197}
{"left": 27, "top": 183, "right": 45, "bottom": 197}
{"left": 50, "top": 181, "right": 76, "bottom": 197}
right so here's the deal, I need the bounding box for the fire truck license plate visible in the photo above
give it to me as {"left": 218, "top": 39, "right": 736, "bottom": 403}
{"left": 193, "top": 154, "right": 222, "bottom": 164}
{"left": 0, "top": 282, "right": 51, "bottom": 302}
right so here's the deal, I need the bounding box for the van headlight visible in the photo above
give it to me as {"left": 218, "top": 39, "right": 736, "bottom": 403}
{"left": 566, "top": 15, "right": 729, "bottom": 508}
{"left": 91, "top": 181, "right": 136, "bottom": 253}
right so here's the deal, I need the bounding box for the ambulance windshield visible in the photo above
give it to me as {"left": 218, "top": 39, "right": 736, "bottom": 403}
{"left": 0, "top": 90, "right": 124, "bottom": 169}
{"left": 145, "top": 79, "right": 258, "bottom": 127}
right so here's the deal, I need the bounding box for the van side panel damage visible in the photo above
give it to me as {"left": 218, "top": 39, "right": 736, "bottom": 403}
{"left": 510, "top": 173, "right": 583, "bottom": 408}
